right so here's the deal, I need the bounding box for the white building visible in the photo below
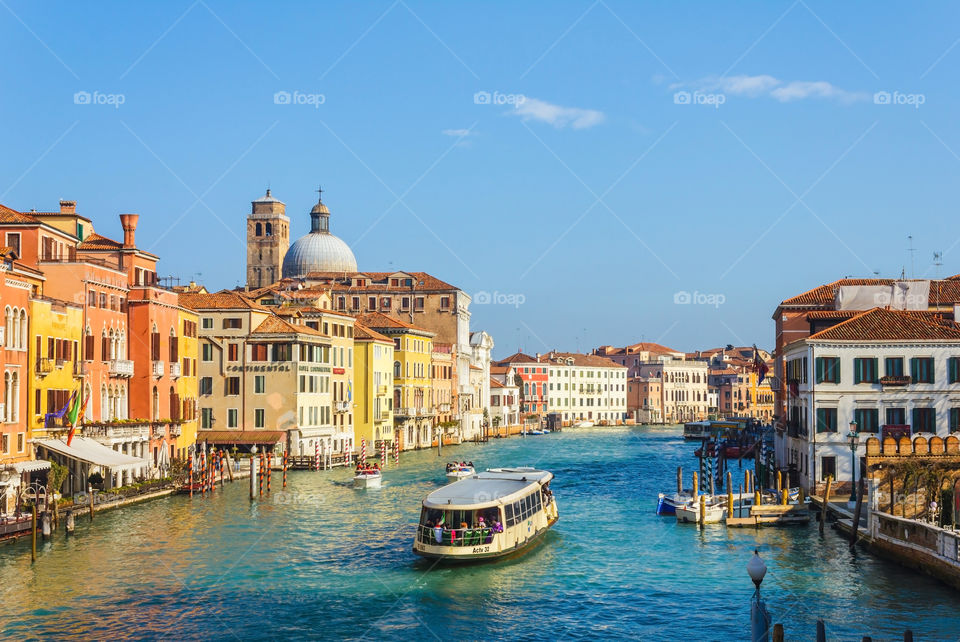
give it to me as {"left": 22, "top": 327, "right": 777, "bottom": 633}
{"left": 778, "top": 307, "right": 960, "bottom": 495}
{"left": 636, "top": 357, "right": 709, "bottom": 423}
{"left": 489, "top": 377, "right": 520, "bottom": 429}
{"left": 542, "top": 352, "right": 627, "bottom": 424}
{"left": 462, "top": 330, "right": 494, "bottom": 440}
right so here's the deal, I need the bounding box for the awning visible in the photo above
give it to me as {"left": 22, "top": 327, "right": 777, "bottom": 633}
{"left": 12, "top": 460, "right": 52, "bottom": 473}
{"left": 195, "top": 430, "right": 285, "bottom": 446}
{"left": 35, "top": 437, "right": 147, "bottom": 472}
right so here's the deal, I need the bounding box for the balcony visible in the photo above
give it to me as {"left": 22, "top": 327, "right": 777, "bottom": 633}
{"left": 84, "top": 422, "right": 150, "bottom": 441}
{"left": 377, "top": 385, "right": 388, "bottom": 396}
{"left": 108, "top": 359, "right": 134, "bottom": 378}
{"left": 37, "top": 358, "right": 55, "bottom": 374}
{"left": 437, "top": 403, "right": 451, "bottom": 413}
{"left": 880, "top": 375, "right": 911, "bottom": 387}
{"left": 377, "top": 410, "right": 391, "bottom": 422}
{"left": 153, "top": 424, "right": 167, "bottom": 437}
{"left": 152, "top": 360, "right": 165, "bottom": 377}
{"left": 169, "top": 362, "right": 182, "bottom": 379}
{"left": 335, "top": 401, "right": 350, "bottom": 413}
{"left": 395, "top": 407, "right": 418, "bottom": 418}
{"left": 170, "top": 425, "right": 181, "bottom": 437}
{"left": 882, "top": 424, "right": 912, "bottom": 441}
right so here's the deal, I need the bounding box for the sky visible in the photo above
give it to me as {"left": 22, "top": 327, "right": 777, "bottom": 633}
{"left": 2, "top": 1, "right": 959, "bottom": 359}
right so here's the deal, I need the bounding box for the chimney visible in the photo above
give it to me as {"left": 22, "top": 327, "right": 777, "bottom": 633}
{"left": 59, "top": 200, "right": 76, "bottom": 214}
{"left": 119, "top": 213, "right": 139, "bottom": 248}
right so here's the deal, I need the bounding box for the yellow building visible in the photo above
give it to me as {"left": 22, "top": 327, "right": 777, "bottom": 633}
{"left": 352, "top": 321, "right": 394, "bottom": 457}
{"left": 357, "top": 312, "right": 434, "bottom": 451}
{"left": 175, "top": 307, "right": 200, "bottom": 456}
{"left": 28, "top": 295, "right": 84, "bottom": 440}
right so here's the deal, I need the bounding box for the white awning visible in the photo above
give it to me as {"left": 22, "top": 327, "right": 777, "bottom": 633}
{"left": 12, "top": 460, "right": 51, "bottom": 473}
{"left": 36, "top": 437, "right": 147, "bottom": 472}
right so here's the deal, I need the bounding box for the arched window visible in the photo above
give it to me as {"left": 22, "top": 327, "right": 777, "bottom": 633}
{"left": 3, "top": 372, "right": 9, "bottom": 422}
{"left": 265, "top": 222, "right": 273, "bottom": 237}
{"left": 152, "top": 386, "right": 159, "bottom": 421}
{"left": 394, "top": 361, "right": 401, "bottom": 378}
{"left": 84, "top": 383, "right": 93, "bottom": 421}
{"left": 3, "top": 306, "right": 11, "bottom": 349}
{"left": 11, "top": 308, "right": 19, "bottom": 350}
{"left": 11, "top": 372, "right": 19, "bottom": 421}
{"left": 109, "top": 329, "right": 116, "bottom": 360}
{"left": 18, "top": 309, "right": 26, "bottom": 349}
{"left": 118, "top": 386, "right": 127, "bottom": 420}
{"left": 101, "top": 385, "right": 108, "bottom": 421}
{"left": 255, "top": 222, "right": 262, "bottom": 236}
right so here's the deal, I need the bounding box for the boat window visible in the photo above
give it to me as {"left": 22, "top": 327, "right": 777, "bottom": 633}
{"left": 505, "top": 503, "right": 514, "bottom": 527}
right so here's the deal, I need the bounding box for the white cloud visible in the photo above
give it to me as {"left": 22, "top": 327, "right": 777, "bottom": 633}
{"left": 511, "top": 97, "right": 605, "bottom": 129}
{"left": 442, "top": 128, "right": 472, "bottom": 137}
{"left": 677, "top": 74, "right": 867, "bottom": 104}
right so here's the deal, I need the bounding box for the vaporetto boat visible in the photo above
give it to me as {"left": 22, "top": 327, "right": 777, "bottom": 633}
{"left": 413, "top": 467, "right": 558, "bottom": 562}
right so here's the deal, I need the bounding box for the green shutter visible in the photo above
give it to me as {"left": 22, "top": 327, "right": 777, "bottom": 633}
{"left": 815, "top": 358, "right": 824, "bottom": 384}
{"left": 816, "top": 408, "right": 826, "bottom": 432}
{"left": 911, "top": 358, "right": 919, "bottom": 382}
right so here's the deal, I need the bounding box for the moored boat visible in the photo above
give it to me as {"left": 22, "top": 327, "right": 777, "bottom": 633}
{"left": 675, "top": 495, "right": 727, "bottom": 524}
{"left": 656, "top": 490, "right": 693, "bottom": 515}
{"left": 574, "top": 421, "right": 595, "bottom": 428}
{"left": 413, "top": 467, "right": 558, "bottom": 562}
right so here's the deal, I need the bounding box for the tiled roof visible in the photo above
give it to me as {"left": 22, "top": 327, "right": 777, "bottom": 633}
{"left": 929, "top": 280, "right": 960, "bottom": 306}
{"left": 595, "top": 342, "right": 681, "bottom": 356}
{"left": 805, "top": 310, "right": 863, "bottom": 320}
{"left": 292, "top": 271, "right": 458, "bottom": 292}
{"left": 489, "top": 377, "right": 505, "bottom": 389}
{"left": 77, "top": 233, "right": 122, "bottom": 250}
{"left": 807, "top": 307, "right": 960, "bottom": 342}
{"left": 541, "top": 351, "right": 627, "bottom": 369}
{"left": 353, "top": 322, "right": 392, "bottom": 343}
{"left": 490, "top": 365, "right": 511, "bottom": 375}
{"left": 781, "top": 278, "right": 960, "bottom": 308}
{"left": 355, "top": 311, "right": 434, "bottom": 335}
{"left": 252, "top": 315, "right": 327, "bottom": 337}
{"left": 0, "top": 204, "right": 38, "bottom": 224}
{"left": 179, "top": 290, "right": 268, "bottom": 311}
{"left": 495, "top": 352, "right": 539, "bottom": 365}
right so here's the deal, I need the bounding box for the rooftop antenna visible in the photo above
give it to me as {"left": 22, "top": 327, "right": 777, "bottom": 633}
{"left": 934, "top": 251, "right": 943, "bottom": 279}
{"left": 908, "top": 235, "right": 916, "bottom": 279}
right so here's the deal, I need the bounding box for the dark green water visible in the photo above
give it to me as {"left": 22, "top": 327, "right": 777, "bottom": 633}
{"left": 2, "top": 426, "right": 959, "bottom": 640}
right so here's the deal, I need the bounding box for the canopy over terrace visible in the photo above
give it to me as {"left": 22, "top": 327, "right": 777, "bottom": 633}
{"left": 1, "top": 460, "right": 52, "bottom": 514}
{"left": 195, "top": 430, "right": 285, "bottom": 453}
{"left": 36, "top": 437, "right": 148, "bottom": 492}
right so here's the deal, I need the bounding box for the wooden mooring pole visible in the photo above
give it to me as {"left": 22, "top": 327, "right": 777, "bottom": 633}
{"left": 820, "top": 476, "right": 833, "bottom": 534}
{"left": 850, "top": 474, "right": 866, "bottom": 551}
{"left": 31, "top": 504, "right": 37, "bottom": 563}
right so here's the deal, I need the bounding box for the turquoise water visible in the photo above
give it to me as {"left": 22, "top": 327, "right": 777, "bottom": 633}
{"left": 2, "top": 426, "right": 960, "bottom": 640}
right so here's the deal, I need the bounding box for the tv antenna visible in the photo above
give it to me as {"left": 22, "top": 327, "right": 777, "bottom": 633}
{"left": 908, "top": 235, "right": 916, "bottom": 279}
{"left": 934, "top": 251, "right": 943, "bottom": 279}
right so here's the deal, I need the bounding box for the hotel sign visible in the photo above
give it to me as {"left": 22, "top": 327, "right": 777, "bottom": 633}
{"left": 226, "top": 364, "right": 291, "bottom": 372}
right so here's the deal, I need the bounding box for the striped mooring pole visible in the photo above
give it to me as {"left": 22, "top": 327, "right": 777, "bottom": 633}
{"left": 315, "top": 442, "right": 320, "bottom": 471}
{"left": 282, "top": 450, "right": 288, "bottom": 489}
{"left": 360, "top": 439, "right": 366, "bottom": 463}
{"left": 393, "top": 438, "right": 399, "bottom": 466}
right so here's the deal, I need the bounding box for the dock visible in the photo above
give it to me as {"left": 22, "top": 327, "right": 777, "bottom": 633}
{"left": 726, "top": 503, "right": 812, "bottom": 527}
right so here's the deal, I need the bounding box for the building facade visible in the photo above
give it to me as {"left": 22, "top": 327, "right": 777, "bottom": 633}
{"left": 542, "top": 352, "right": 628, "bottom": 424}
{"left": 246, "top": 190, "right": 290, "bottom": 290}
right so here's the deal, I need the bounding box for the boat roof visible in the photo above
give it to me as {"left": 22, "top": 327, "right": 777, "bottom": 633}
{"left": 423, "top": 468, "right": 553, "bottom": 510}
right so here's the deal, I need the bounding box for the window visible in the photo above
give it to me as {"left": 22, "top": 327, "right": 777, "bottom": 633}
{"left": 885, "top": 357, "right": 904, "bottom": 377}
{"left": 201, "top": 408, "right": 213, "bottom": 429}
{"left": 272, "top": 343, "right": 291, "bottom": 362}
{"left": 255, "top": 375, "right": 265, "bottom": 394}
{"left": 201, "top": 343, "right": 213, "bottom": 362}
{"left": 381, "top": 297, "right": 391, "bottom": 309}
{"left": 912, "top": 407, "right": 936, "bottom": 433}
{"left": 199, "top": 377, "right": 213, "bottom": 395}
{"left": 854, "top": 408, "right": 879, "bottom": 433}
{"left": 227, "top": 408, "right": 238, "bottom": 428}
{"left": 950, "top": 408, "right": 960, "bottom": 433}
{"left": 250, "top": 343, "right": 267, "bottom": 361}
{"left": 223, "top": 317, "right": 242, "bottom": 329}
{"left": 910, "top": 357, "right": 934, "bottom": 384}
{"left": 183, "top": 320, "right": 197, "bottom": 338}
{"left": 816, "top": 407, "right": 837, "bottom": 433}
{"left": 226, "top": 377, "right": 240, "bottom": 396}
{"left": 821, "top": 456, "right": 836, "bottom": 481}
{"left": 400, "top": 297, "right": 409, "bottom": 310}
{"left": 255, "top": 408, "right": 265, "bottom": 428}
{"left": 6, "top": 233, "right": 20, "bottom": 257}
{"left": 440, "top": 296, "right": 450, "bottom": 309}
{"left": 886, "top": 407, "right": 906, "bottom": 425}
{"left": 88, "top": 291, "right": 97, "bottom": 308}
{"left": 949, "top": 357, "right": 960, "bottom": 384}
{"left": 814, "top": 357, "right": 840, "bottom": 384}
{"left": 202, "top": 317, "right": 213, "bottom": 329}
{"left": 368, "top": 296, "right": 377, "bottom": 310}
{"left": 853, "top": 358, "right": 877, "bottom": 384}
{"left": 228, "top": 343, "right": 239, "bottom": 361}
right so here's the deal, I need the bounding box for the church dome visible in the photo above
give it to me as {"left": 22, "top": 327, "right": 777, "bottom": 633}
{"left": 281, "top": 192, "right": 357, "bottom": 277}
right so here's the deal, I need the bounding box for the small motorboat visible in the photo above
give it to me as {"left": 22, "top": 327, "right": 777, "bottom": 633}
{"left": 354, "top": 469, "right": 382, "bottom": 489}
{"left": 657, "top": 490, "right": 694, "bottom": 515}
{"left": 526, "top": 429, "right": 545, "bottom": 435}
{"left": 445, "top": 462, "right": 475, "bottom": 481}
{"left": 676, "top": 495, "right": 727, "bottom": 524}
{"left": 574, "top": 421, "right": 595, "bottom": 428}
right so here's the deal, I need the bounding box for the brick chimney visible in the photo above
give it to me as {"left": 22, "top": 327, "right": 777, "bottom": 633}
{"left": 59, "top": 200, "right": 76, "bottom": 214}
{"left": 119, "top": 213, "right": 139, "bottom": 248}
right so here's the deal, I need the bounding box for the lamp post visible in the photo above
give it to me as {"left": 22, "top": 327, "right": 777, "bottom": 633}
{"left": 748, "top": 549, "right": 770, "bottom": 642}
{"left": 847, "top": 422, "right": 859, "bottom": 503}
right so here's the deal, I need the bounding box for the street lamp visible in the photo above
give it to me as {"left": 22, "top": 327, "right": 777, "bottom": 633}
{"left": 747, "top": 549, "right": 770, "bottom": 642}
{"left": 847, "top": 421, "right": 859, "bottom": 503}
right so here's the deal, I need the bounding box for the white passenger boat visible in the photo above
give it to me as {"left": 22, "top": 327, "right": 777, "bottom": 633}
{"left": 683, "top": 421, "right": 712, "bottom": 440}
{"left": 413, "top": 467, "right": 558, "bottom": 562}
{"left": 353, "top": 469, "right": 382, "bottom": 489}
{"left": 445, "top": 463, "right": 475, "bottom": 481}
{"left": 676, "top": 495, "right": 727, "bottom": 524}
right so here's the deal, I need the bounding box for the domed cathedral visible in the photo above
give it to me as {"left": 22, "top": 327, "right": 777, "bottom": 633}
{"left": 246, "top": 189, "right": 290, "bottom": 289}
{"left": 281, "top": 187, "right": 358, "bottom": 278}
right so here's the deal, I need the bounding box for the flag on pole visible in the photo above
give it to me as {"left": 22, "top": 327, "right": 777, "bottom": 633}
{"left": 65, "top": 389, "right": 88, "bottom": 447}
{"left": 752, "top": 345, "right": 769, "bottom": 385}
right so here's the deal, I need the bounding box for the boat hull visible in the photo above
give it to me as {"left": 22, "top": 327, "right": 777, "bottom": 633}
{"left": 353, "top": 474, "right": 382, "bottom": 489}
{"left": 676, "top": 503, "right": 726, "bottom": 524}
{"left": 413, "top": 516, "right": 557, "bottom": 563}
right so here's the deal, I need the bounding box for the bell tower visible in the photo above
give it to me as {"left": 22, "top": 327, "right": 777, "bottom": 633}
{"left": 246, "top": 189, "right": 290, "bottom": 289}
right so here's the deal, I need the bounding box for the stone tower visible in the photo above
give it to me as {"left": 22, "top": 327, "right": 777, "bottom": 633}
{"left": 246, "top": 189, "right": 290, "bottom": 289}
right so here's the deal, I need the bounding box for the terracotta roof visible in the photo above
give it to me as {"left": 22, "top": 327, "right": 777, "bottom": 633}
{"left": 490, "top": 365, "right": 511, "bottom": 375}
{"left": 929, "top": 280, "right": 960, "bottom": 306}
{"left": 494, "top": 352, "right": 539, "bottom": 365}
{"left": 179, "top": 290, "right": 269, "bottom": 311}
{"left": 353, "top": 322, "right": 392, "bottom": 343}
{"left": 595, "top": 342, "right": 679, "bottom": 356}
{"left": 355, "top": 311, "right": 434, "bottom": 335}
{"left": 251, "top": 315, "right": 327, "bottom": 337}
{"left": 292, "top": 271, "right": 458, "bottom": 292}
{"left": 807, "top": 307, "right": 960, "bottom": 342}
{"left": 77, "top": 233, "right": 122, "bottom": 250}
{"left": 805, "top": 310, "right": 863, "bottom": 320}
{"left": 781, "top": 278, "right": 960, "bottom": 309}
{"left": 489, "top": 377, "right": 505, "bottom": 389}
{"left": 0, "top": 204, "right": 38, "bottom": 224}
{"left": 541, "top": 351, "right": 627, "bottom": 369}
{"left": 948, "top": 274, "right": 960, "bottom": 281}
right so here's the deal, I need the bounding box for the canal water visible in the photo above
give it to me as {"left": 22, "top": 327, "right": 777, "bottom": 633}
{"left": 3, "top": 426, "right": 960, "bottom": 640}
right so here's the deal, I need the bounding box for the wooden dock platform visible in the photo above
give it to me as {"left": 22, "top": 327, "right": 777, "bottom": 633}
{"left": 726, "top": 503, "right": 812, "bottom": 527}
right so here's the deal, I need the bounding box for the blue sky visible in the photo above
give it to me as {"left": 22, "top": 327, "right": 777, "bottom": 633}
{"left": 2, "top": 1, "right": 959, "bottom": 358}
